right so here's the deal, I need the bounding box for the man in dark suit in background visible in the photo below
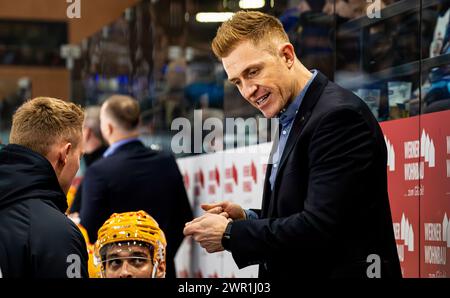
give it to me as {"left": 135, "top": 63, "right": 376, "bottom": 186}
{"left": 184, "top": 11, "right": 401, "bottom": 278}
{"left": 80, "top": 95, "right": 192, "bottom": 278}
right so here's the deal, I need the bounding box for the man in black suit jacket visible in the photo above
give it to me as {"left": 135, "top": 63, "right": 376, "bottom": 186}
{"left": 80, "top": 95, "right": 192, "bottom": 278}
{"left": 184, "top": 11, "right": 401, "bottom": 278}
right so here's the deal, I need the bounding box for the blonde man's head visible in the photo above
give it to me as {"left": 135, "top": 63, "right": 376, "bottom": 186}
{"left": 9, "top": 97, "right": 84, "bottom": 157}
{"left": 211, "top": 11, "right": 289, "bottom": 59}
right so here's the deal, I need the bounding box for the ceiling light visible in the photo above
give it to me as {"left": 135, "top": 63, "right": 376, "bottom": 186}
{"left": 239, "top": 0, "right": 265, "bottom": 9}
{"left": 195, "top": 12, "right": 234, "bottom": 23}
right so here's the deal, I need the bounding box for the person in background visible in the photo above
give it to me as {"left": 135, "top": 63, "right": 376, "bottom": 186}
{"left": 67, "top": 106, "right": 107, "bottom": 219}
{"left": 94, "top": 211, "right": 166, "bottom": 278}
{"left": 80, "top": 95, "right": 192, "bottom": 278}
{"left": 0, "top": 97, "right": 88, "bottom": 278}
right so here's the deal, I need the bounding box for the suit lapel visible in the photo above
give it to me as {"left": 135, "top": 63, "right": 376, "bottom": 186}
{"left": 266, "top": 72, "right": 329, "bottom": 216}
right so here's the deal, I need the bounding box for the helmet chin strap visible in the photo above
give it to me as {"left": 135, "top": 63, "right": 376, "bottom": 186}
{"left": 151, "top": 261, "right": 159, "bottom": 278}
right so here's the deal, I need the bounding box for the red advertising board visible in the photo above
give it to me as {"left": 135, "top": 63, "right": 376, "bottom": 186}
{"left": 381, "top": 116, "right": 420, "bottom": 277}
{"left": 419, "top": 110, "right": 450, "bottom": 278}
{"left": 381, "top": 109, "right": 450, "bottom": 278}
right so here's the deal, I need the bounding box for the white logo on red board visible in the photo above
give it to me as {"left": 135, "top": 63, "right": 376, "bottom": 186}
{"left": 404, "top": 129, "right": 435, "bottom": 181}
{"left": 400, "top": 213, "right": 415, "bottom": 252}
{"left": 423, "top": 213, "right": 449, "bottom": 265}
{"left": 384, "top": 135, "right": 395, "bottom": 172}
{"left": 442, "top": 213, "right": 450, "bottom": 248}
{"left": 420, "top": 130, "right": 435, "bottom": 168}
{"left": 393, "top": 213, "right": 414, "bottom": 262}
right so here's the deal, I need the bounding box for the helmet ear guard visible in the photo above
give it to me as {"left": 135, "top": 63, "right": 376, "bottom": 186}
{"left": 151, "top": 240, "right": 166, "bottom": 278}
{"left": 151, "top": 260, "right": 159, "bottom": 278}
{"left": 94, "top": 211, "right": 167, "bottom": 278}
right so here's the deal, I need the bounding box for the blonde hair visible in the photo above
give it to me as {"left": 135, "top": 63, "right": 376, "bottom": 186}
{"left": 211, "top": 11, "right": 289, "bottom": 58}
{"left": 9, "top": 97, "right": 84, "bottom": 157}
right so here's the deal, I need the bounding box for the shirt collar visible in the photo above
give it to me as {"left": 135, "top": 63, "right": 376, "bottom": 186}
{"left": 103, "top": 137, "right": 140, "bottom": 158}
{"left": 279, "top": 69, "right": 318, "bottom": 127}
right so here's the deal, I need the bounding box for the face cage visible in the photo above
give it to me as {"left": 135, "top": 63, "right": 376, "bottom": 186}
{"left": 97, "top": 241, "right": 160, "bottom": 278}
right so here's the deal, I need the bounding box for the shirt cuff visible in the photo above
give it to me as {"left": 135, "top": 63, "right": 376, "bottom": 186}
{"left": 244, "top": 209, "right": 259, "bottom": 220}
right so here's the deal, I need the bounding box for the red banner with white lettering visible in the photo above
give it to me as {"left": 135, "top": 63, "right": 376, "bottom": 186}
{"left": 381, "top": 109, "right": 450, "bottom": 277}
{"left": 419, "top": 110, "right": 450, "bottom": 278}
{"left": 381, "top": 117, "right": 420, "bottom": 277}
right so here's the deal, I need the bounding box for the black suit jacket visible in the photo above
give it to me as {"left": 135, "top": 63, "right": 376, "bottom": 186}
{"left": 229, "top": 72, "right": 401, "bottom": 278}
{"left": 80, "top": 140, "right": 193, "bottom": 278}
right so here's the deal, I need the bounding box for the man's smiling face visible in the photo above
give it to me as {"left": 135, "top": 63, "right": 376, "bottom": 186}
{"left": 222, "top": 40, "right": 294, "bottom": 118}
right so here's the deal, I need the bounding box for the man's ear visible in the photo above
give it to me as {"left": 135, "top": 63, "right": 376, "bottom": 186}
{"left": 278, "top": 43, "right": 295, "bottom": 69}
{"left": 58, "top": 142, "right": 72, "bottom": 168}
{"left": 107, "top": 122, "right": 114, "bottom": 137}
{"left": 156, "top": 261, "right": 166, "bottom": 278}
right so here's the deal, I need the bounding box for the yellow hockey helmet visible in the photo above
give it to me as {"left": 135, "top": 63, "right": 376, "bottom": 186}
{"left": 94, "top": 211, "right": 166, "bottom": 277}
{"left": 76, "top": 224, "right": 101, "bottom": 278}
